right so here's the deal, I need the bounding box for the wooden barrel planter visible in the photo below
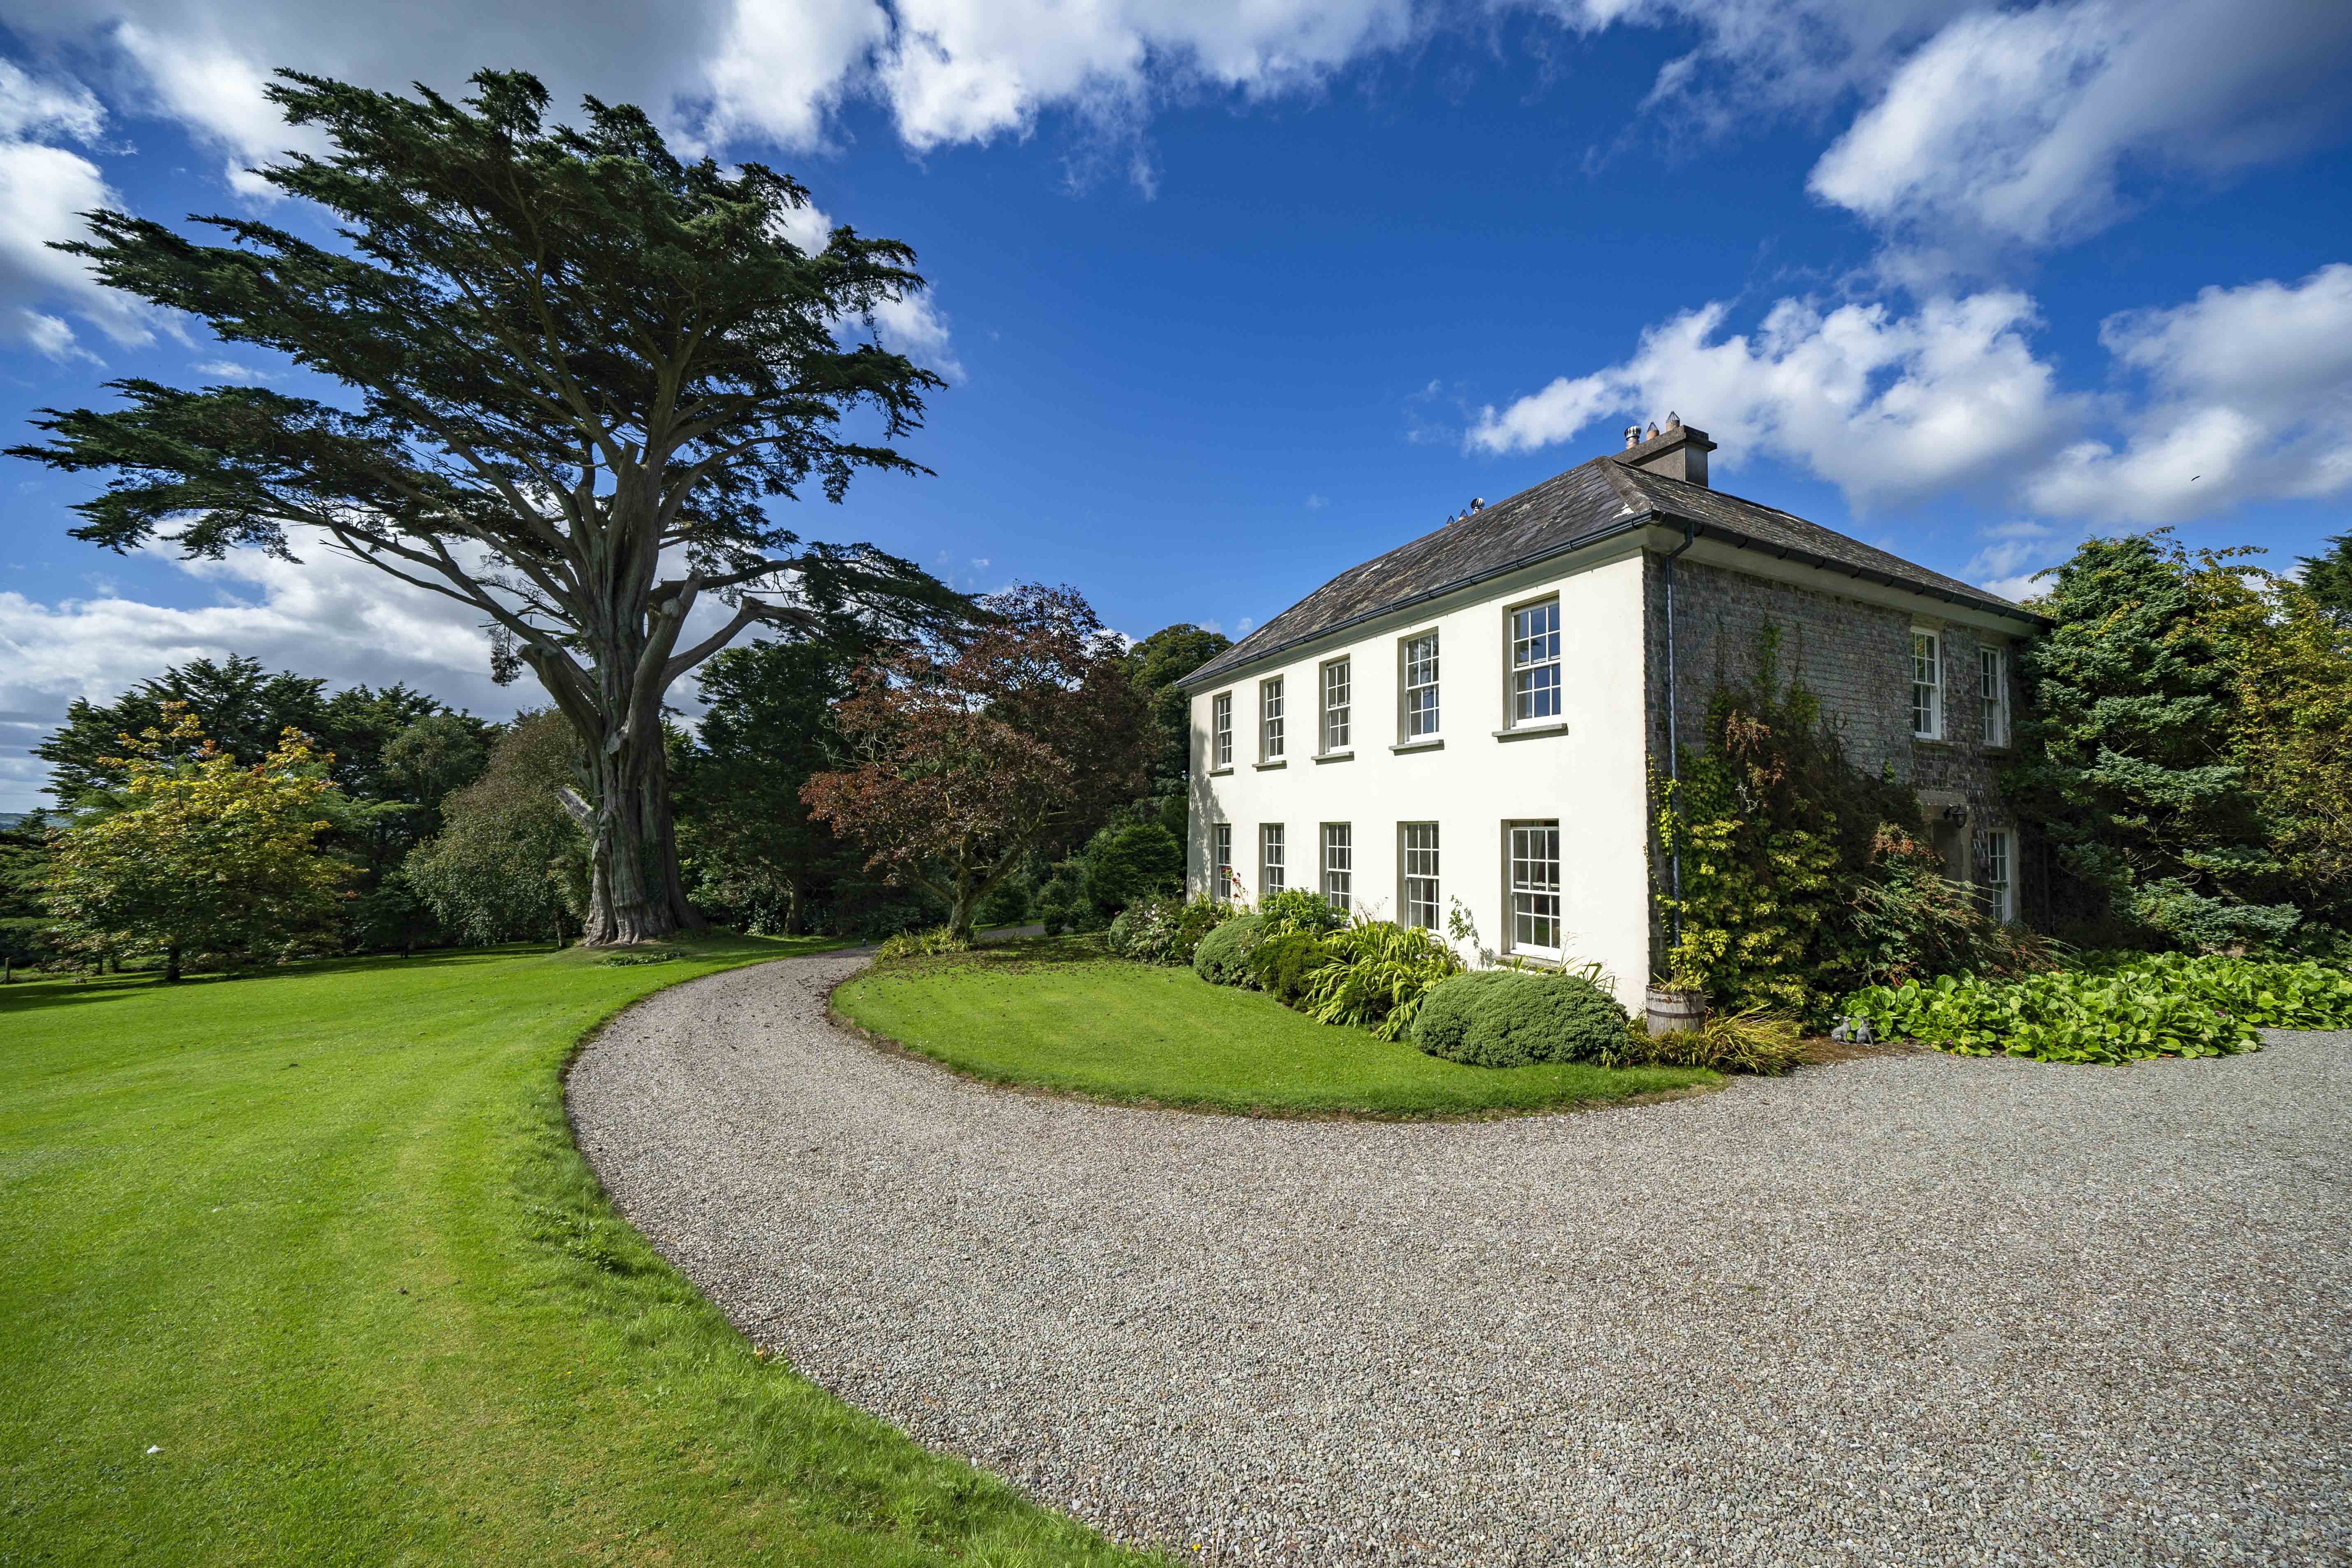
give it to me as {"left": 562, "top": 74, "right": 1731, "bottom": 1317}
{"left": 1644, "top": 986, "right": 1707, "bottom": 1037}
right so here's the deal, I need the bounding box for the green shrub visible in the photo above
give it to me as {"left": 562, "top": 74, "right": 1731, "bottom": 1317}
{"left": 1303, "top": 919, "right": 1463, "bottom": 1041}
{"left": 1192, "top": 912, "right": 1267, "bottom": 986}
{"left": 1106, "top": 893, "right": 1234, "bottom": 965}
{"left": 1248, "top": 931, "right": 1338, "bottom": 1007}
{"left": 1608, "top": 1005, "right": 1805, "bottom": 1075}
{"left": 1413, "top": 967, "right": 1627, "bottom": 1066}
{"left": 876, "top": 925, "right": 973, "bottom": 962}
{"left": 1843, "top": 953, "right": 2352, "bottom": 1063}
{"left": 1085, "top": 822, "right": 1183, "bottom": 910}
{"left": 976, "top": 878, "right": 1030, "bottom": 926}
{"left": 1259, "top": 888, "right": 1346, "bottom": 938}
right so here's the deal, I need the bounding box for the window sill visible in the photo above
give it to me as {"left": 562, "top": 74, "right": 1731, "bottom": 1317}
{"left": 1390, "top": 737, "right": 1445, "bottom": 755}
{"left": 1493, "top": 721, "right": 1568, "bottom": 741}
{"left": 1314, "top": 749, "right": 1354, "bottom": 764}
{"left": 1252, "top": 759, "right": 1288, "bottom": 771}
{"left": 1207, "top": 766, "right": 1234, "bottom": 777}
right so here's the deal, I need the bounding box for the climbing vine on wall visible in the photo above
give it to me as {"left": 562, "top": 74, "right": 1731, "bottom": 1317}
{"left": 1654, "top": 628, "right": 1950, "bottom": 1021}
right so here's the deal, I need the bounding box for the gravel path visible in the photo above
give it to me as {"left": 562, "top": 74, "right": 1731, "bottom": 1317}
{"left": 568, "top": 953, "right": 2352, "bottom": 1566}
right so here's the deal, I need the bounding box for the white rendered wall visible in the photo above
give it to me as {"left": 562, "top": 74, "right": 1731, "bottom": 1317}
{"left": 1185, "top": 547, "right": 1654, "bottom": 1009}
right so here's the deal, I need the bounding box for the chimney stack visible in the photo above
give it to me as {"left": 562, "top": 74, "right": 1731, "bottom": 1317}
{"left": 1613, "top": 411, "right": 1714, "bottom": 487}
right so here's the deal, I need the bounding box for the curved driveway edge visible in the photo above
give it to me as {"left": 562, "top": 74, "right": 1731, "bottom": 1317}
{"left": 569, "top": 952, "right": 2352, "bottom": 1566}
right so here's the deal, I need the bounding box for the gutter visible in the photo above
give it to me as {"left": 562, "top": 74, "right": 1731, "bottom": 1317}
{"left": 1177, "top": 508, "right": 2050, "bottom": 693}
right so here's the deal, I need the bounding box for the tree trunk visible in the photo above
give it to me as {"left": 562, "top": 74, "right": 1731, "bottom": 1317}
{"left": 165, "top": 943, "right": 181, "bottom": 984}
{"left": 947, "top": 864, "right": 977, "bottom": 941}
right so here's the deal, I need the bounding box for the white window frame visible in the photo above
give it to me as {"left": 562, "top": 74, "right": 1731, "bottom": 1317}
{"left": 1507, "top": 821, "right": 1563, "bottom": 960}
{"left": 1979, "top": 646, "right": 2010, "bottom": 749}
{"left": 1320, "top": 657, "right": 1352, "bottom": 754}
{"left": 1259, "top": 822, "right": 1286, "bottom": 897}
{"left": 1401, "top": 822, "right": 1440, "bottom": 930}
{"left": 1976, "top": 827, "right": 2014, "bottom": 924}
{"left": 1321, "top": 823, "right": 1352, "bottom": 912}
{"left": 1911, "top": 630, "right": 1944, "bottom": 741}
{"left": 1400, "top": 630, "right": 1440, "bottom": 740}
{"left": 1259, "top": 677, "right": 1285, "bottom": 761}
{"left": 1211, "top": 691, "right": 1233, "bottom": 769}
{"left": 1507, "top": 596, "right": 1563, "bottom": 725}
{"left": 1211, "top": 822, "right": 1233, "bottom": 901}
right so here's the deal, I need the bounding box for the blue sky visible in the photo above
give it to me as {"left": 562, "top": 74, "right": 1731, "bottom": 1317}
{"left": 3, "top": 0, "right": 2350, "bottom": 808}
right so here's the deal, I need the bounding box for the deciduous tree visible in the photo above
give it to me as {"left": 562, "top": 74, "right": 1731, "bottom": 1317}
{"left": 405, "top": 712, "right": 589, "bottom": 946}
{"left": 803, "top": 586, "right": 1149, "bottom": 938}
{"left": 44, "top": 707, "right": 346, "bottom": 980}
{"left": 10, "top": 69, "right": 958, "bottom": 943}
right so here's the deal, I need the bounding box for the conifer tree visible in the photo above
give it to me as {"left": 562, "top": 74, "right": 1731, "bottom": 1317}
{"left": 11, "top": 69, "right": 959, "bottom": 942}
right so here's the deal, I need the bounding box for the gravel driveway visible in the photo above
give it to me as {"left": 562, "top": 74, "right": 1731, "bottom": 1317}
{"left": 568, "top": 953, "right": 2352, "bottom": 1566}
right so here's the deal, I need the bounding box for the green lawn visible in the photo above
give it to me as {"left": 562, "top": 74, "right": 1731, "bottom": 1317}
{"left": 834, "top": 944, "right": 1719, "bottom": 1117}
{"left": 0, "top": 937, "right": 1156, "bottom": 1567}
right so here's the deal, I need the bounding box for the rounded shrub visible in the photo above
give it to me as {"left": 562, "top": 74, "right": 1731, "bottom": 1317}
{"left": 1192, "top": 912, "right": 1267, "bottom": 987}
{"left": 1413, "top": 968, "right": 1631, "bottom": 1067}
{"left": 1248, "top": 931, "right": 1336, "bottom": 1007}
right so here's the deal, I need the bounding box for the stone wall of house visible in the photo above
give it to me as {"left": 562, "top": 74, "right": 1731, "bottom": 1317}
{"left": 1640, "top": 552, "right": 2035, "bottom": 936}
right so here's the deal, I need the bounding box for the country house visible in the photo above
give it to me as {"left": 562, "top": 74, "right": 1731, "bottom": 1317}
{"left": 1178, "top": 418, "right": 2046, "bottom": 1007}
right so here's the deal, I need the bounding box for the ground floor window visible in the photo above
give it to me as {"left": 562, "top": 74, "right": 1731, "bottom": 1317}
{"left": 1402, "top": 822, "right": 1440, "bottom": 929}
{"left": 1212, "top": 822, "right": 1233, "bottom": 901}
{"left": 1322, "top": 823, "right": 1352, "bottom": 911}
{"left": 1509, "top": 821, "right": 1562, "bottom": 957}
{"left": 1260, "top": 823, "right": 1286, "bottom": 898}
{"left": 1975, "top": 827, "right": 2013, "bottom": 924}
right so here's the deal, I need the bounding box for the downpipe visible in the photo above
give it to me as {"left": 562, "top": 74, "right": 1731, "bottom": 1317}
{"left": 1661, "top": 521, "right": 1696, "bottom": 950}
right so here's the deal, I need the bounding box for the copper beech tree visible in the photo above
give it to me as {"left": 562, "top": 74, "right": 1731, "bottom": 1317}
{"left": 802, "top": 586, "right": 1151, "bottom": 938}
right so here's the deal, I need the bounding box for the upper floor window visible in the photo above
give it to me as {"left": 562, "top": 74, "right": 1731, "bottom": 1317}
{"left": 1402, "top": 632, "right": 1440, "bottom": 739}
{"left": 1980, "top": 646, "right": 2010, "bottom": 748}
{"left": 1211, "top": 691, "right": 1233, "bottom": 769}
{"left": 1260, "top": 822, "right": 1286, "bottom": 896}
{"left": 1321, "top": 658, "right": 1352, "bottom": 753}
{"left": 1259, "top": 677, "right": 1285, "bottom": 760}
{"left": 1508, "top": 822, "right": 1562, "bottom": 958}
{"left": 1911, "top": 631, "right": 1943, "bottom": 740}
{"left": 1402, "top": 823, "right": 1440, "bottom": 930}
{"left": 1321, "top": 823, "right": 1352, "bottom": 912}
{"left": 1510, "top": 598, "right": 1562, "bottom": 723}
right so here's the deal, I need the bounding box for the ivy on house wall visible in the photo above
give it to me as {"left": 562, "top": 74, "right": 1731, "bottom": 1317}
{"left": 1653, "top": 627, "right": 2034, "bottom": 1021}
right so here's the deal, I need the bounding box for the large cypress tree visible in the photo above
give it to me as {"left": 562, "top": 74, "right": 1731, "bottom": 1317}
{"left": 11, "top": 69, "right": 959, "bottom": 943}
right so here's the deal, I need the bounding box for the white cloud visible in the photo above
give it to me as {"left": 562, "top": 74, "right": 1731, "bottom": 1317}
{"left": 0, "top": 535, "right": 749, "bottom": 809}
{"left": 0, "top": 545, "right": 504, "bottom": 809}
{"left": 0, "top": 61, "right": 152, "bottom": 357}
{"left": 6, "top": 0, "right": 2342, "bottom": 240}
{"left": 1468, "top": 263, "right": 2352, "bottom": 527}
{"left": 191, "top": 357, "right": 272, "bottom": 381}
{"left": 1811, "top": 0, "right": 2352, "bottom": 251}
{"left": 1469, "top": 291, "right": 2081, "bottom": 509}
{"left": 873, "top": 0, "right": 1413, "bottom": 151}
{"left": 2025, "top": 263, "right": 2352, "bottom": 523}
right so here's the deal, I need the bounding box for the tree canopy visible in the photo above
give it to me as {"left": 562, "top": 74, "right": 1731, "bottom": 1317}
{"left": 43, "top": 707, "right": 347, "bottom": 979}
{"left": 2008, "top": 531, "right": 2303, "bottom": 949}
{"left": 10, "top": 68, "right": 962, "bottom": 943}
{"left": 803, "top": 586, "right": 1149, "bottom": 938}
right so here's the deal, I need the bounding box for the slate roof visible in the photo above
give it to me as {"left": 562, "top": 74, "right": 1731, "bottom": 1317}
{"left": 1181, "top": 453, "right": 2042, "bottom": 689}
